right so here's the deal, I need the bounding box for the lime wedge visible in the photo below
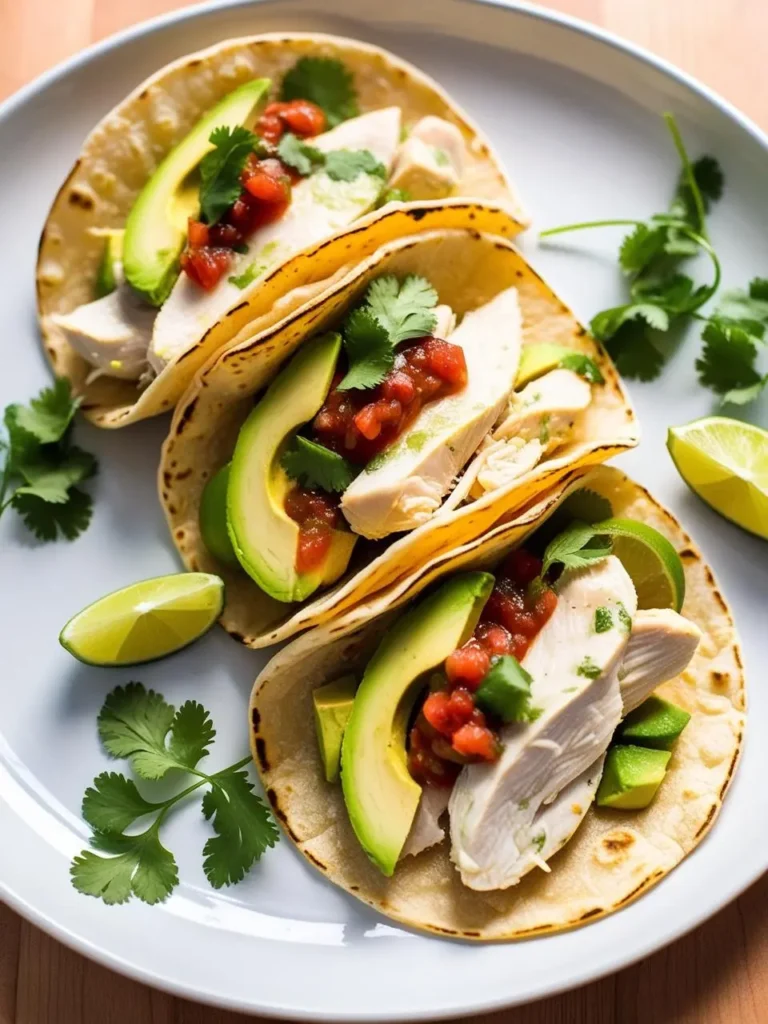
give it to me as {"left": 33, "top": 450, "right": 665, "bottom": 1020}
{"left": 668, "top": 417, "right": 768, "bottom": 540}
{"left": 60, "top": 573, "right": 224, "bottom": 666}
{"left": 596, "top": 518, "right": 685, "bottom": 612}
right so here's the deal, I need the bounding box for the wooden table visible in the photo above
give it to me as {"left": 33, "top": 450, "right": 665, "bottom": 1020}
{"left": 1, "top": 1, "right": 766, "bottom": 1021}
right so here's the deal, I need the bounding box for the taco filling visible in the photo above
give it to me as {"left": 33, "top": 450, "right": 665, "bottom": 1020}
{"left": 51, "top": 58, "right": 469, "bottom": 384}
{"left": 205, "top": 271, "right": 604, "bottom": 606}
{"left": 316, "top": 512, "right": 700, "bottom": 884}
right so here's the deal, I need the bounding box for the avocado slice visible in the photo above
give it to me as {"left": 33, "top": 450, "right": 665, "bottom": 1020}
{"left": 227, "top": 332, "right": 357, "bottom": 603}
{"left": 313, "top": 675, "right": 357, "bottom": 783}
{"left": 199, "top": 463, "right": 238, "bottom": 564}
{"left": 596, "top": 744, "right": 671, "bottom": 810}
{"left": 123, "top": 78, "right": 270, "bottom": 306}
{"left": 515, "top": 343, "right": 573, "bottom": 388}
{"left": 618, "top": 695, "right": 691, "bottom": 751}
{"left": 341, "top": 572, "right": 495, "bottom": 876}
{"left": 94, "top": 230, "right": 124, "bottom": 298}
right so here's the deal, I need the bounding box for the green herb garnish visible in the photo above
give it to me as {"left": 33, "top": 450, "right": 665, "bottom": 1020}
{"left": 559, "top": 352, "right": 604, "bottom": 384}
{"left": 277, "top": 132, "right": 325, "bottom": 176}
{"left": 594, "top": 607, "right": 613, "bottom": 633}
{"left": 576, "top": 656, "right": 602, "bottom": 680}
{"left": 281, "top": 436, "right": 358, "bottom": 492}
{"left": 0, "top": 378, "right": 97, "bottom": 541}
{"left": 199, "top": 125, "right": 259, "bottom": 225}
{"left": 281, "top": 57, "right": 358, "bottom": 128}
{"left": 71, "top": 683, "right": 278, "bottom": 905}
{"left": 475, "top": 655, "right": 541, "bottom": 723}
{"left": 540, "top": 521, "right": 612, "bottom": 578}
{"left": 324, "top": 149, "right": 387, "bottom": 182}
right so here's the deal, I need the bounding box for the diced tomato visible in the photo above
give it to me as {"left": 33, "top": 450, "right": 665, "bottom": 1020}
{"left": 280, "top": 99, "right": 326, "bottom": 137}
{"left": 533, "top": 586, "right": 558, "bottom": 625}
{"left": 502, "top": 548, "right": 543, "bottom": 586}
{"left": 179, "top": 246, "right": 231, "bottom": 290}
{"left": 295, "top": 527, "right": 332, "bottom": 574}
{"left": 353, "top": 403, "right": 383, "bottom": 441}
{"left": 208, "top": 222, "right": 242, "bottom": 249}
{"left": 187, "top": 218, "right": 210, "bottom": 247}
{"left": 445, "top": 641, "right": 490, "bottom": 691}
{"left": 423, "top": 338, "right": 468, "bottom": 387}
{"left": 243, "top": 168, "right": 291, "bottom": 204}
{"left": 423, "top": 689, "right": 477, "bottom": 738}
{"left": 475, "top": 622, "right": 513, "bottom": 656}
{"left": 381, "top": 371, "right": 416, "bottom": 405}
{"left": 451, "top": 723, "right": 500, "bottom": 762}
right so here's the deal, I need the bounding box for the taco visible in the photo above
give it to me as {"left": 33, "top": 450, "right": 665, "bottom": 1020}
{"left": 250, "top": 465, "right": 744, "bottom": 940}
{"left": 161, "top": 227, "right": 638, "bottom": 648}
{"left": 37, "top": 32, "right": 524, "bottom": 428}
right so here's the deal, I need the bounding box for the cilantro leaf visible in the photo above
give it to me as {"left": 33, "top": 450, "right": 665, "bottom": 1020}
{"left": 199, "top": 126, "right": 258, "bottom": 225}
{"left": 277, "top": 132, "right": 324, "bottom": 176}
{"left": 722, "top": 381, "right": 767, "bottom": 406}
{"left": 202, "top": 769, "right": 280, "bottom": 888}
{"left": 365, "top": 274, "right": 438, "bottom": 346}
{"left": 324, "top": 149, "right": 387, "bottom": 183}
{"left": 696, "top": 320, "right": 763, "bottom": 395}
{"left": 167, "top": 701, "right": 216, "bottom": 772}
{"left": 12, "top": 377, "right": 79, "bottom": 443}
{"left": 619, "top": 223, "right": 667, "bottom": 275}
{"left": 2, "top": 407, "right": 39, "bottom": 474}
{"left": 591, "top": 302, "right": 669, "bottom": 341}
{"left": 97, "top": 682, "right": 177, "bottom": 779}
{"left": 476, "top": 656, "right": 540, "bottom": 723}
{"left": 12, "top": 487, "right": 93, "bottom": 541}
{"left": 281, "top": 436, "right": 358, "bottom": 493}
{"left": 605, "top": 321, "right": 666, "bottom": 382}
{"left": 82, "top": 772, "right": 161, "bottom": 833}
{"left": 338, "top": 309, "right": 394, "bottom": 390}
{"left": 558, "top": 352, "right": 604, "bottom": 384}
{"left": 281, "top": 57, "right": 358, "bottom": 128}
{"left": 228, "top": 264, "right": 260, "bottom": 290}
{"left": 541, "top": 521, "right": 612, "bottom": 578}
{"left": 15, "top": 446, "right": 97, "bottom": 503}
{"left": 72, "top": 829, "right": 178, "bottom": 906}
{"left": 377, "top": 187, "right": 412, "bottom": 207}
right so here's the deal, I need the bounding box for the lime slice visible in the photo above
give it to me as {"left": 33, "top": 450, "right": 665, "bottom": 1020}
{"left": 596, "top": 518, "right": 685, "bottom": 612}
{"left": 667, "top": 416, "right": 768, "bottom": 540}
{"left": 60, "top": 573, "right": 225, "bottom": 666}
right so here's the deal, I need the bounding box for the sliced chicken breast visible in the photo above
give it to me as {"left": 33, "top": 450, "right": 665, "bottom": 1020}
{"left": 449, "top": 556, "right": 637, "bottom": 891}
{"left": 150, "top": 107, "right": 402, "bottom": 370}
{"left": 402, "top": 785, "right": 450, "bottom": 859}
{"left": 493, "top": 368, "right": 591, "bottom": 444}
{"left": 50, "top": 265, "right": 155, "bottom": 380}
{"left": 340, "top": 287, "right": 523, "bottom": 539}
{"left": 619, "top": 609, "right": 701, "bottom": 715}
{"left": 388, "top": 116, "right": 465, "bottom": 200}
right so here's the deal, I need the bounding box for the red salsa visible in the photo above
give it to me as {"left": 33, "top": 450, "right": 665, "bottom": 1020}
{"left": 313, "top": 337, "right": 468, "bottom": 464}
{"left": 180, "top": 98, "right": 326, "bottom": 290}
{"left": 283, "top": 486, "right": 342, "bottom": 574}
{"left": 408, "top": 549, "right": 558, "bottom": 787}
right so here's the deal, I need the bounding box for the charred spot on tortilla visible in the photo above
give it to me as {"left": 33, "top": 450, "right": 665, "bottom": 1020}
{"left": 175, "top": 397, "right": 198, "bottom": 433}
{"left": 255, "top": 737, "right": 270, "bottom": 772}
{"left": 251, "top": 706, "right": 261, "bottom": 729}
{"left": 694, "top": 804, "right": 718, "bottom": 839}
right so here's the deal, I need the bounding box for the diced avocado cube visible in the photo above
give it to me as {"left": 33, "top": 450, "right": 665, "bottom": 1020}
{"left": 313, "top": 675, "right": 358, "bottom": 783}
{"left": 618, "top": 695, "right": 691, "bottom": 751}
{"left": 596, "top": 744, "right": 671, "bottom": 810}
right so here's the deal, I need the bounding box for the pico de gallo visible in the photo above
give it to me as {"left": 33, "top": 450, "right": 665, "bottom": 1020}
{"left": 181, "top": 99, "right": 326, "bottom": 291}
{"left": 408, "top": 548, "right": 558, "bottom": 787}
{"left": 284, "top": 331, "right": 468, "bottom": 573}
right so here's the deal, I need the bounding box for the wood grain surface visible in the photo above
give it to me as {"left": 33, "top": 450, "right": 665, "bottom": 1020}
{"left": 1, "top": 1, "right": 766, "bottom": 1022}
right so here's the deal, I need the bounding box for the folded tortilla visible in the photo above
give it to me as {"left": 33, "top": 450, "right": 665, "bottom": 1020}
{"left": 250, "top": 465, "right": 744, "bottom": 940}
{"left": 37, "top": 32, "right": 523, "bottom": 428}
{"left": 160, "top": 226, "right": 638, "bottom": 648}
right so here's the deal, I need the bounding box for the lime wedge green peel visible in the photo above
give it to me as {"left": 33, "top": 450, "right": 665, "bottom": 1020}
{"left": 597, "top": 518, "right": 685, "bottom": 612}
{"left": 60, "top": 573, "right": 225, "bottom": 666}
{"left": 668, "top": 417, "right": 768, "bottom": 541}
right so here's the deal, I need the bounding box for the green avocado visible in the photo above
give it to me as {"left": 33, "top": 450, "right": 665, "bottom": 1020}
{"left": 596, "top": 744, "right": 671, "bottom": 810}
{"left": 341, "top": 572, "right": 495, "bottom": 876}
{"left": 515, "top": 343, "right": 573, "bottom": 387}
{"left": 94, "top": 230, "right": 124, "bottom": 298}
{"left": 313, "top": 675, "right": 357, "bottom": 783}
{"left": 123, "top": 78, "right": 270, "bottom": 306}
{"left": 618, "top": 696, "right": 691, "bottom": 751}
{"left": 199, "top": 464, "right": 238, "bottom": 564}
{"left": 227, "top": 332, "right": 357, "bottom": 603}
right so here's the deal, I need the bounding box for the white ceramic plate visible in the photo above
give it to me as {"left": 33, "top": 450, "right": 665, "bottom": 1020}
{"left": 1, "top": 0, "right": 766, "bottom": 1018}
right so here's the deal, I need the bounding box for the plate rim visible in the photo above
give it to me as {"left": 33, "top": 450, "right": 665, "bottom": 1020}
{"left": 1, "top": 0, "right": 765, "bottom": 1018}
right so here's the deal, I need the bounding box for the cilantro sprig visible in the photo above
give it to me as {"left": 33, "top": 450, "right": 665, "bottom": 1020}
{"left": 276, "top": 132, "right": 386, "bottom": 183}
{"left": 540, "top": 520, "right": 612, "bottom": 578}
{"left": 71, "top": 683, "right": 278, "bottom": 905}
{"left": 281, "top": 57, "right": 359, "bottom": 128}
{"left": 281, "top": 436, "right": 358, "bottom": 492}
{"left": 199, "top": 125, "right": 262, "bottom": 225}
{"left": 337, "top": 275, "right": 439, "bottom": 391}
{"left": 0, "top": 378, "right": 97, "bottom": 541}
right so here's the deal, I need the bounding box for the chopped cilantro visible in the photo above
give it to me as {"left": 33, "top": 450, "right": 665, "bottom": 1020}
{"left": 558, "top": 352, "right": 604, "bottom": 384}
{"left": 324, "top": 149, "right": 387, "bottom": 182}
{"left": 432, "top": 147, "right": 450, "bottom": 167}
{"left": 538, "top": 413, "right": 551, "bottom": 445}
{"left": 532, "top": 832, "right": 546, "bottom": 853}
{"left": 281, "top": 436, "right": 358, "bottom": 493}
{"left": 617, "top": 602, "right": 632, "bottom": 633}
{"left": 406, "top": 431, "right": 429, "bottom": 452}
{"left": 577, "top": 656, "right": 602, "bottom": 680}
{"left": 377, "top": 186, "right": 412, "bottom": 207}
{"left": 229, "top": 264, "right": 259, "bottom": 290}
{"left": 1, "top": 379, "right": 97, "bottom": 542}
{"left": 338, "top": 308, "right": 394, "bottom": 391}
{"left": 594, "top": 607, "right": 613, "bottom": 633}
{"left": 281, "top": 57, "right": 358, "bottom": 127}
{"left": 475, "top": 656, "right": 540, "bottom": 723}
{"left": 199, "top": 125, "right": 259, "bottom": 225}
{"left": 519, "top": 798, "right": 530, "bottom": 809}
{"left": 71, "top": 683, "right": 278, "bottom": 906}
{"left": 365, "top": 274, "right": 438, "bottom": 345}
{"left": 277, "top": 132, "right": 324, "bottom": 176}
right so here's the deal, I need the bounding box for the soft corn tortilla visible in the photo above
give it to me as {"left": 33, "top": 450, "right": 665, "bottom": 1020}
{"left": 37, "top": 32, "right": 523, "bottom": 428}
{"left": 250, "top": 465, "right": 745, "bottom": 941}
{"left": 161, "top": 228, "right": 638, "bottom": 648}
